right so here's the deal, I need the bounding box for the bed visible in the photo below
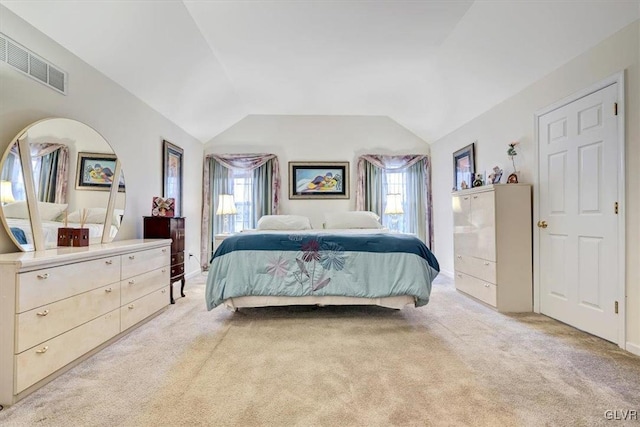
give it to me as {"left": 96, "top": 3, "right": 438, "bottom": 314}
{"left": 205, "top": 227, "right": 439, "bottom": 311}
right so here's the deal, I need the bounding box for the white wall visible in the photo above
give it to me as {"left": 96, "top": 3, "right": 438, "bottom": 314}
{"left": 430, "top": 21, "right": 640, "bottom": 349}
{"left": 0, "top": 6, "right": 203, "bottom": 276}
{"left": 204, "top": 115, "right": 429, "bottom": 229}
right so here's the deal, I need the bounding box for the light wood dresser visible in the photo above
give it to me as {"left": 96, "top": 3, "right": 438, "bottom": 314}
{"left": 452, "top": 184, "right": 532, "bottom": 312}
{"left": 0, "top": 239, "right": 171, "bottom": 407}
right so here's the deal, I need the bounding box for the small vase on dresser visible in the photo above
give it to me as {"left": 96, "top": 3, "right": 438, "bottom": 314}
{"left": 143, "top": 216, "right": 185, "bottom": 304}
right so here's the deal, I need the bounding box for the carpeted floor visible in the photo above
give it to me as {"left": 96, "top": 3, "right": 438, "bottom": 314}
{"left": 1, "top": 274, "right": 639, "bottom": 427}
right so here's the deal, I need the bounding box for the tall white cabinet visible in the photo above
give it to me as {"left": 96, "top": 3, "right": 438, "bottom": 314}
{"left": 452, "top": 184, "right": 532, "bottom": 312}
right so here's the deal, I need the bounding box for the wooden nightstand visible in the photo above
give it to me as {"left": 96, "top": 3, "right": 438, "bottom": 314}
{"left": 214, "top": 234, "right": 232, "bottom": 252}
{"left": 143, "top": 217, "right": 185, "bottom": 304}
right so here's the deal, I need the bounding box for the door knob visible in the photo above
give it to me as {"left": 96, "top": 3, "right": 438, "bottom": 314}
{"left": 537, "top": 220, "right": 548, "bottom": 228}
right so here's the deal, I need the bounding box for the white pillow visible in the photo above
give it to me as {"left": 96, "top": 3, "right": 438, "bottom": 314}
{"left": 324, "top": 211, "right": 383, "bottom": 229}
{"left": 39, "top": 202, "right": 69, "bottom": 221}
{"left": 67, "top": 207, "right": 120, "bottom": 227}
{"left": 2, "top": 201, "right": 68, "bottom": 221}
{"left": 2, "top": 201, "right": 29, "bottom": 219}
{"left": 257, "top": 215, "right": 312, "bottom": 230}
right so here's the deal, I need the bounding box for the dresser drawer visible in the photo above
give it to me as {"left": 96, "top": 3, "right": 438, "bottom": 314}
{"left": 15, "top": 309, "right": 120, "bottom": 393}
{"left": 454, "top": 254, "right": 496, "bottom": 284}
{"left": 17, "top": 256, "right": 121, "bottom": 313}
{"left": 121, "top": 287, "right": 169, "bottom": 331}
{"left": 171, "top": 252, "right": 184, "bottom": 265}
{"left": 121, "top": 247, "right": 170, "bottom": 279}
{"left": 16, "top": 283, "right": 121, "bottom": 353}
{"left": 455, "top": 271, "right": 497, "bottom": 307}
{"left": 121, "top": 266, "right": 170, "bottom": 305}
{"left": 170, "top": 263, "right": 184, "bottom": 279}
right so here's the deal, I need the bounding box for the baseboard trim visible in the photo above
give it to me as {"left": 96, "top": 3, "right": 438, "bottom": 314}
{"left": 185, "top": 269, "right": 202, "bottom": 280}
{"left": 625, "top": 341, "right": 640, "bottom": 357}
{"left": 439, "top": 269, "right": 453, "bottom": 279}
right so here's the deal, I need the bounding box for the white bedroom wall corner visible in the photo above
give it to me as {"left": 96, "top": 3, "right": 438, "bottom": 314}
{"left": 626, "top": 342, "right": 640, "bottom": 357}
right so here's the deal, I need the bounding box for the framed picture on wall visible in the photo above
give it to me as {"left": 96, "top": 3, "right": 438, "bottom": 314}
{"left": 289, "top": 161, "right": 349, "bottom": 199}
{"left": 75, "top": 152, "right": 125, "bottom": 192}
{"left": 452, "top": 142, "right": 476, "bottom": 191}
{"left": 163, "top": 140, "right": 183, "bottom": 216}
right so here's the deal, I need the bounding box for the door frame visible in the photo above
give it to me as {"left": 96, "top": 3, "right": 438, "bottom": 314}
{"left": 533, "top": 72, "right": 626, "bottom": 349}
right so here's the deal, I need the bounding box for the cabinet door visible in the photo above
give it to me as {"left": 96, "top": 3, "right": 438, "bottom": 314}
{"left": 453, "top": 194, "right": 473, "bottom": 257}
{"left": 169, "top": 218, "right": 185, "bottom": 252}
{"left": 470, "top": 191, "right": 496, "bottom": 262}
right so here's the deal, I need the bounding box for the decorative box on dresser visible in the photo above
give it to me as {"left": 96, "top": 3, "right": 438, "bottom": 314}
{"left": 143, "top": 217, "right": 185, "bottom": 304}
{"left": 0, "top": 239, "right": 171, "bottom": 408}
{"left": 452, "top": 184, "right": 532, "bottom": 312}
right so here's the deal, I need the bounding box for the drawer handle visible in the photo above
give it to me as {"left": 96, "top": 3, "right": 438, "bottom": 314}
{"left": 128, "top": 304, "right": 135, "bottom": 309}
{"left": 484, "top": 262, "right": 490, "bottom": 266}
{"left": 37, "top": 273, "right": 50, "bottom": 280}
{"left": 456, "top": 255, "right": 462, "bottom": 259}
{"left": 473, "top": 196, "right": 478, "bottom": 199}
{"left": 37, "top": 309, "right": 50, "bottom": 317}
{"left": 105, "top": 260, "right": 113, "bottom": 265}
{"left": 162, "top": 248, "right": 168, "bottom": 253}
{"left": 36, "top": 346, "right": 49, "bottom": 354}
{"left": 162, "top": 289, "right": 166, "bottom": 294}
{"left": 129, "top": 255, "right": 135, "bottom": 260}
{"left": 162, "top": 269, "right": 167, "bottom": 273}
{"left": 457, "top": 274, "right": 462, "bottom": 278}
{"left": 484, "top": 284, "right": 490, "bottom": 288}
{"left": 128, "top": 280, "right": 135, "bottom": 285}
{"left": 463, "top": 196, "right": 469, "bottom": 200}
{"left": 105, "top": 288, "right": 113, "bottom": 293}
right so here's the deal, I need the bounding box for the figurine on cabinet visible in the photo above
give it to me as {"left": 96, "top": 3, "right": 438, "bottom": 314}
{"left": 472, "top": 173, "right": 484, "bottom": 188}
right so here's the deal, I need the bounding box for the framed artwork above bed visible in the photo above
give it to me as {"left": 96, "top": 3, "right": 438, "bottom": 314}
{"left": 76, "top": 152, "right": 125, "bottom": 192}
{"left": 289, "top": 161, "right": 349, "bottom": 199}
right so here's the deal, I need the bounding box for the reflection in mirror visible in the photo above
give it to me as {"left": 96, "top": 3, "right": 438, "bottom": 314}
{"left": 0, "top": 118, "right": 125, "bottom": 251}
{"left": 0, "top": 143, "right": 34, "bottom": 249}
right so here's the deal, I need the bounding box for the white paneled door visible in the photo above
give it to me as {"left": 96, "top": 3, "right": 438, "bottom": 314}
{"left": 538, "top": 83, "right": 619, "bottom": 342}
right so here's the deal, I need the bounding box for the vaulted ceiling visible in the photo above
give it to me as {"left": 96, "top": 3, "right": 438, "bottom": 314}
{"left": 2, "top": 1, "right": 639, "bottom": 143}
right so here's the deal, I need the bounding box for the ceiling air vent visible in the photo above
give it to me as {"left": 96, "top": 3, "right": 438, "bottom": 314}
{"left": 0, "top": 35, "right": 6, "bottom": 62}
{"left": 0, "top": 32, "right": 67, "bottom": 95}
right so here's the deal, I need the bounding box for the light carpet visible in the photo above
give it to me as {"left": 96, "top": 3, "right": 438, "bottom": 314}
{"left": 1, "top": 274, "right": 639, "bottom": 427}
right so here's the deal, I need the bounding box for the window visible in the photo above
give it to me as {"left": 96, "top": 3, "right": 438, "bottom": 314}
{"left": 356, "top": 155, "right": 431, "bottom": 245}
{"left": 231, "top": 169, "right": 253, "bottom": 232}
{"left": 382, "top": 171, "right": 407, "bottom": 232}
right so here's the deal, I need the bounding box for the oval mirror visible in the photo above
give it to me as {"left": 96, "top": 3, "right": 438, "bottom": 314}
{"left": 0, "top": 118, "right": 125, "bottom": 251}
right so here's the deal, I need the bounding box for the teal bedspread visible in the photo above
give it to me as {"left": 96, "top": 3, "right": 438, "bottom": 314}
{"left": 205, "top": 232, "right": 439, "bottom": 310}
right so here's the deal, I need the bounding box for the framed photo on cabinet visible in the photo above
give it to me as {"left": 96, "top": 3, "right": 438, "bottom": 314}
{"left": 452, "top": 142, "right": 476, "bottom": 191}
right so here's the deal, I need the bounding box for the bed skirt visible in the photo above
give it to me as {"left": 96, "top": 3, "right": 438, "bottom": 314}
{"left": 223, "top": 295, "right": 416, "bottom": 311}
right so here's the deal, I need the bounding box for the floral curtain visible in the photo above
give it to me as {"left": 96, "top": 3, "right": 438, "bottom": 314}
{"left": 200, "top": 153, "right": 280, "bottom": 269}
{"left": 30, "top": 143, "right": 69, "bottom": 204}
{"left": 356, "top": 154, "right": 433, "bottom": 249}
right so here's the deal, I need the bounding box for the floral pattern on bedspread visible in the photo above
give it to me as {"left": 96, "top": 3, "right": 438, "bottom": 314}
{"left": 206, "top": 232, "right": 439, "bottom": 310}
